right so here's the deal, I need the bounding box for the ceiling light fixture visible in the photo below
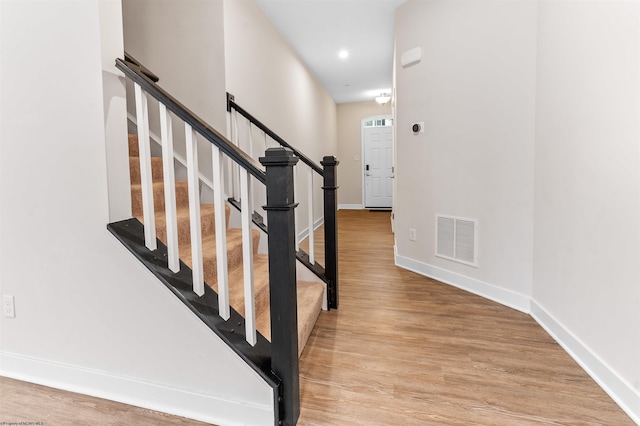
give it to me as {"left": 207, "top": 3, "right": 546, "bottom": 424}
{"left": 375, "top": 93, "right": 391, "bottom": 105}
{"left": 338, "top": 49, "right": 349, "bottom": 59}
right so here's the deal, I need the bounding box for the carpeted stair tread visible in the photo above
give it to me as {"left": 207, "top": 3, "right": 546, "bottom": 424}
{"left": 128, "top": 133, "right": 325, "bottom": 358}
{"left": 131, "top": 180, "right": 190, "bottom": 218}
{"left": 226, "top": 256, "right": 324, "bottom": 357}
{"left": 225, "top": 254, "right": 271, "bottom": 329}
{"left": 179, "top": 228, "right": 260, "bottom": 288}
{"left": 128, "top": 134, "right": 139, "bottom": 157}
{"left": 295, "top": 281, "right": 325, "bottom": 356}
{"left": 136, "top": 203, "right": 230, "bottom": 247}
{"left": 255, "top": 280, "right": 325, "bottom": 357}
{"left": 128, "top": 135, "right": 162, "bottom": 185}
{"left": 129, "top": 157, "right": 164, "bottom": 185}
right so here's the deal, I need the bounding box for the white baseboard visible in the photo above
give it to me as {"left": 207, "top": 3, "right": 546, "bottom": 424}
{"left": 338, "top": 204, "right": 363, "bottom": 210}
{"left": 530, "top": 302, "right": 640, "bottom": 424}
{"left": 395, "top": 254, "right": 530, "bottom": 313}
{"left": 0, "top": 351, "right": 272, "bottom": 426}
{"left": 395, "top": 253, "right": 639, "bottom": 424}
{"left": 297, "top": 216, "right": 324, "bottom": 242}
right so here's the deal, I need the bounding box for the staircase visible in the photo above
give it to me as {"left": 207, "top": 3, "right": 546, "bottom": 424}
{"left": 128, "top": 134, "right": 325, "bottom": 355}
{"left": 111, "top": 53, "right": 339, "bottom": 425}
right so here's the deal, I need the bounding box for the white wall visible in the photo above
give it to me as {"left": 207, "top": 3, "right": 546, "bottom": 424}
{"left": 394, "top": 0, "right": 537, "bottom": 310}
{"left": 0, "top": 2, "right": 273, "bottom": 424}
{"left": 394, "top": 0, "right": 640, "bottom": 421}
{"left": 533, "top": 1, "right": 640, "bottom": 420}
{"left": 223, "top": 0, "right": 338, "bottom": 238}
{"left": 101, "top": 0, "right": 132, "bottom": 222}
{"left": 122, "top": 0, "right": 228, "bottom": 184}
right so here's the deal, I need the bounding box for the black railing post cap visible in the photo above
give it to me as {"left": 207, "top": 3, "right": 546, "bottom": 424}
{"left": 321, "top": 156, "right": 339, "bottom": 166}
{"left": 259, "top": 147, "right": 299, "bottom": 167}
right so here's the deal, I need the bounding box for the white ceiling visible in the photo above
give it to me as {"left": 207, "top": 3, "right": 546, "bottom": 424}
{"left": 255, "top": 0, "right": 407, "bottom": 104}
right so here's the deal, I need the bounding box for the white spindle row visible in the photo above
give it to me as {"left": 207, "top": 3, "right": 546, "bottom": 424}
{"left": 133, "top": 83, "right": 325, "bottom": 347}
{"left": 134, "top": 85, "right": 259, "bottom": 345}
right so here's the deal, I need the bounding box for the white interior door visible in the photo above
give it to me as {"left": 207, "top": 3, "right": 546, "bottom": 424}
{"left": 364, "top": 125, "right": 393, "bottom": 208}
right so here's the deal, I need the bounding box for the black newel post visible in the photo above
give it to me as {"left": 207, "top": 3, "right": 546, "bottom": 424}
{"left": 321, "top": 156, "right": 339, "bottom": 310}
{"left": 259, "top": 147, "right": 300, "bottom": 426}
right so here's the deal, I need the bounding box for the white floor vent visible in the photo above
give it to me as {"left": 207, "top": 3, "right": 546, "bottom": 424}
{"left": 436, "top": 215, "right": 477, "bottom": 267}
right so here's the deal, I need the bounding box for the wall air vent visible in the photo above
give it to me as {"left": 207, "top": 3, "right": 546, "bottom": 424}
{"left": 436, "top": 215, "right": 477, "bottom": 267}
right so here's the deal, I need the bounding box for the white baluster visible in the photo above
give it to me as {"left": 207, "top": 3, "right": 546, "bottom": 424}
{"left": 226, "top": 109, "right": 234, "bottom": 198}
{"left": 247, "top": 120, "right": 255, "bottom": 216}
{"left": 232, "top": 109, "right": 240, "bottom": 201}
{"left": 263, "top": 131, "right": 267, "bottom": 155}
{"left": 307, "top": 166, "right": 315, "bottom": 264}
{"left": 159, "top": 104, "right": 179, "bottom": 272}
{"left": 240, "top": 168, "right": 256, "bottom": 346}
{"left": 185, "top": 124, "right": 204, "bottom": 296}
{"left": 134, "top": 83, "right": 157, "bottom": 250}
{"left": 212, "top": 145, "right": 229, "bottom": 320}
{"left": 247, "top": 118, "right": 254, "bottom": 159}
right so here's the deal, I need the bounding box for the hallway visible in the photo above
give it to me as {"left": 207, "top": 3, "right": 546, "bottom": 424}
{"left": 297, "top": 210, "right": 632, "bottom": 425}
{"left": 0, "top": 211, "right": 633, "bottom": 425}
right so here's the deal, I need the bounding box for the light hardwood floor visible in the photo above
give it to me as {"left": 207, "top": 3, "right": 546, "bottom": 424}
{"left": 297, "top": 210, "right": 633, "bottom": 425}
{"left": 0, "top": 210, "right": 633, "bottom": 425}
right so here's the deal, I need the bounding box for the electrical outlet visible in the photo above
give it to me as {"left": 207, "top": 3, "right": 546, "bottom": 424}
{"left": 409, "top": 228, "right": 417, "bottom": 241}
{"left": 3, "top": 295, "right": 15, "bottom": 318}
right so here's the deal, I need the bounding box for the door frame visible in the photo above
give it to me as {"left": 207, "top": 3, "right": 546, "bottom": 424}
{"left": 361, "top": 114, "right": 393, "bottom": 209}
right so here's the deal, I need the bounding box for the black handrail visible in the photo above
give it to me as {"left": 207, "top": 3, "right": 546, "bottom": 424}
{"left": 227, "top": 93, "right": 323, "bottom": 175}
{"left": 116, "top": 58, "right": 266, "bottom": 184}
{"left": 124, "top": 51, "right": 160, "bottom": 83}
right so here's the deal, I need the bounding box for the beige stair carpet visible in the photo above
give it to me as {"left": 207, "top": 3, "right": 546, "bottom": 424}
{"left": 128, "top": 134, "right": 323, "bottom": 355}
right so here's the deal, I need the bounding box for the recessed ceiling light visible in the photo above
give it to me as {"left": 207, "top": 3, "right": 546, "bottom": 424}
{"left": 338, "top": 49, "right": 349, "bottom": 59}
